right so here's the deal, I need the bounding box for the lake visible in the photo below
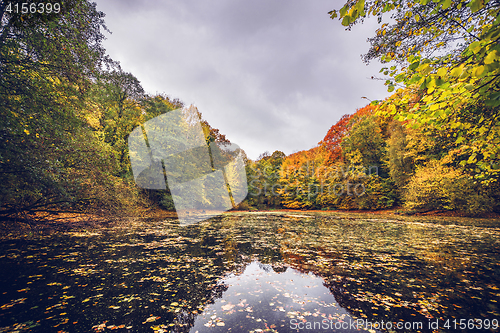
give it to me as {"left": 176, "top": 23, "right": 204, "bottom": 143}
{"left": 1, "top": 212, "right": 499, "bottom": 332}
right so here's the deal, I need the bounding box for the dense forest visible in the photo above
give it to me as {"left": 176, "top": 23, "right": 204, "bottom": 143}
{"left": 244, "top": 99, "right": 500, "bottom": 215}
{"left": 1, "top": 0, "right": 499, "bottom": 221}
{"left": 0, "top": 0, "right": 229, "bottom": 220}
{"left": 245, "top": 0, "right": 500, "bottom": 215}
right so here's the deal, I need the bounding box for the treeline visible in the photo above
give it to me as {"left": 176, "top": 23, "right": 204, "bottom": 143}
{"left": 2, "top": 0, "right": 500, "bottom": 219}
{"left": 238, "top": 0, "right": 500, "bottom": 216}
{"left": 242, "top": 97, "right": 500, "bottom": 215}
{"left": 0, "top": 0, "right": 228, "bottom": 220}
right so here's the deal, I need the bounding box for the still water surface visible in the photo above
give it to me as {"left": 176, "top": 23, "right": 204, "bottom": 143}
{"left": 0, "top": 212, "right": 499, "bottom": 332}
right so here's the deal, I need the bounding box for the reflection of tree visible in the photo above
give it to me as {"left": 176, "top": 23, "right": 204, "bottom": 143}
{"left": 167, "top": 284, "right": 229, "bottom": 333}
{"left": 271, "top": 264, "right": 288, "bottom": 273}
{"left": 257, "top": 262, "right": 272, "bottom": 272}
{"left": 4, "top": 214, "right": 495, "bottom": 332}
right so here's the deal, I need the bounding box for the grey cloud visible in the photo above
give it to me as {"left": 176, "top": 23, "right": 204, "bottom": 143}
{"left": 95, "top": 0, "right": 391, "bottom": 159}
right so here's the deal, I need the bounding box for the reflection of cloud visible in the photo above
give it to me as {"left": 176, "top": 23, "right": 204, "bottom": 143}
{"left": 191, "top": 260, "right": 356, "bottom": 332}
{"left": 96, "top": 0, "right": 392, "bottom": 159}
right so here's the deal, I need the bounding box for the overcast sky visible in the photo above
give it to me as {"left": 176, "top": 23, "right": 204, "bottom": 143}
{"left": 94, "top": 0, "right": 391, "bottom": 160}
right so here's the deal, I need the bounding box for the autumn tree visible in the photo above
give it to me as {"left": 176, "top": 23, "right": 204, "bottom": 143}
{"left": 341, "top": 115, "right": 386, "bottom": 172}
{"left": 245, "top": 151, "right": 287, "bottom": 209}
{"left": 320, "top": 105, "right": 374, "bottom": 162}
{"left": 89, "top": 69, "right": 148, "bottom": 179}
{"left": 279, "top": 147, "right": 327, "bottom": 209}
{"left": 330, "top": 0, "right": 500, "bottom": 183}
{"left": 386, "top": 120, "right": 432, "bottom": 190}
{"left": 0, "top": 0, "right": 117, "bottom": 217}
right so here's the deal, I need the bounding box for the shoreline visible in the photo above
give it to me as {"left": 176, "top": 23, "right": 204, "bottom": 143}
{"left": 230, "top": 208, "right": 500, "bottom": 219}
{"left": 2, "top": 207, "right": 499, "bottom": 240}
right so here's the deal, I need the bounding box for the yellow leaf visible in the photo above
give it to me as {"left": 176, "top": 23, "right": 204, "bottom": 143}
{"left": 442, "top": 0, "right": 452, "bottom": 9}
{"left": 427, "top": 78, "right": 436, "bottom": 88}
{"left": 450, "top": 66, "right": 463, "bottom": 77}
{"left": 470, "top": 41, "right": 482, "bottom": 54}
{"left": 437, "top": 67, "right": 447, "bottom": 77}
{"left": 419, "top": 63, "right": 431, "bottom": 75}
{"left": 484, "top": 50, "right": 499, "bottom": 64}
{"left": 474, "top": 66, "right": 485, "bottom": 77}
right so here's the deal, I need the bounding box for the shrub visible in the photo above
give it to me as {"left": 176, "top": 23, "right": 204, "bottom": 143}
{"left": 404, "top": 160, "right": 495, "bottom": 216}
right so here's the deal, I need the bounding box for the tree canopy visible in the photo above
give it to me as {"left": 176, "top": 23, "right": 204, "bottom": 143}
{"left": 2, "top": 0, "right": 499, "bottom": 219}
{"left": 0, "top": 0, "right": 115, "bottom": 216}
{"left": 330, "top": 0, "right": 500, "bottom": 184}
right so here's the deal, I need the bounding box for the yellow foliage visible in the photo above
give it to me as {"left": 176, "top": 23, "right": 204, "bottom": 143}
{"left": 404, "top": 160, "right": 495, "bottom": 215}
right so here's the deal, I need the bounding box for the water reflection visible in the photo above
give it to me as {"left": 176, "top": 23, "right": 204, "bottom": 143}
{"left": 191, "top": 261, "right": 371, "bottom": 333}
{"left": 0, "top": 212, "right": 499, "bottom": 332}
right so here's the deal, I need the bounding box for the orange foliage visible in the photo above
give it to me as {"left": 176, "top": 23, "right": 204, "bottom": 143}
{"left": 279, "top": 147, "right": 327, "bottom": 209}
{"left": 285, "top": 147, "right": 322, "bottom": 165}
{"left": 281, "top": 147, "right": 325, "bottom": 174}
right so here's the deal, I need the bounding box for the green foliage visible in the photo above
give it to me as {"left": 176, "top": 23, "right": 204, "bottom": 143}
{"left": 357, "top": 175, "right": 397, "bottom": 209}
{"left": 90, "top": 69, "right": 147, "bottom": 178}
{"left": 245, "top": 151, "right": 286, "bottom": 209}
{"left": 385, "top": 120, "right": 434, "bottom": 195}
{"left": 341, "top": 115, "right": 387, "bottom": 174}
{"left": 386, "top": 122, "right": 414, "bottom": 191}
{"left": 0, "top": 0, "right": 119, "bottom": 216}
{"left": 0, "top": 1, "right": 230, "bottom": 217}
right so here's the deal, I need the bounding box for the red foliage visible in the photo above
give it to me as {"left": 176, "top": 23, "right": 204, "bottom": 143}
{"left": 320, "top": 104, "right": 374, "bottom": 162}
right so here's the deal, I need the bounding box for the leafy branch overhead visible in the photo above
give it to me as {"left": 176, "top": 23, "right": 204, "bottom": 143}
{"left": 330, "top": 0, "right": 500, "bottom": 183}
